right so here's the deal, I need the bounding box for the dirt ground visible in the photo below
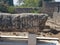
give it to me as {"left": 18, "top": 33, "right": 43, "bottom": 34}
{"left": 0, "top": 32, "right": 60, "bottom": 43}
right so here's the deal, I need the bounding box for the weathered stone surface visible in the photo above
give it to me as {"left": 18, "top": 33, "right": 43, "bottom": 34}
{"left": 0, "top": 13, "right": 48, "bottom": 32}
{"left": 46, "top": 12, "right": 60, "bottom": 31}
{"left": 28, "top": 33, "right": 36, "bottom": 45}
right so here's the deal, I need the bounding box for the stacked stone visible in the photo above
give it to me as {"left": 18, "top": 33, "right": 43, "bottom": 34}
{"left": 0, "top": 13, "right": 48, "bottom": 32}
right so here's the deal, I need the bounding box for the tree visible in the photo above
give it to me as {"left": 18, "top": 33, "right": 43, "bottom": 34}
{"left": 20, "top": 0, "right": 41, "bottom": 7}
{"left": 38, "top": 0, "right": 42, "bottom": 7}
{"left": 0, "top": 0, "right": 14, "bottom": 13}
{"left": 44, "top": 0, "right": 54, "bottom": 1}
{"left": 17, "top": 0, "right": 24, "bottom": 6}
{"left": 0, "top": 0, "right": 8, "bottom": 12}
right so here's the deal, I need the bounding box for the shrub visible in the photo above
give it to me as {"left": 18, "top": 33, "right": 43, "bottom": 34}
{"left": 7, "top": 6, "right": 15, "bottom": 13}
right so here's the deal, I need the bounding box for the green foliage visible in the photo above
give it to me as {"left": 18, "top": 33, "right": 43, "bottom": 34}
{"left": 44, "top": 0, "right": 53, "bottom": 1}
{"left": 0, "top": 0, "right": 42, "bottom": 13}
{"left": 20, "top": 0, "right": 41, "bottom": 7}
{"left": 30, "top": 8, "right": 39, "bottom": 13}
{"left": 7, "top": 6, "right": 15, "bottom": 13}
{"left": 0, "top": 0, "right": 14, "bottom": 13}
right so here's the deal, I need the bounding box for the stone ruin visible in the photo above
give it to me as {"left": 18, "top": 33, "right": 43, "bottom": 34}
{"left": 0, "top": 13, "right": 48, "bottom": 32}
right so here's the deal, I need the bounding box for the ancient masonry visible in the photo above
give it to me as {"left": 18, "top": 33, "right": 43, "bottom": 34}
{"left": 42, "top": 0, "right": 60, "bottom": 18}
{"left": 0, "top": 13, "right": 48, "bottom": 32}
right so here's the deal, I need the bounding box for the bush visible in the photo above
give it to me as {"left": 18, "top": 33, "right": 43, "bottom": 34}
{"left": 7, "top": 6, "right": 15, "bottom": 13}
{"left": 30, "top": 8, "right": 39, "bottom": 13}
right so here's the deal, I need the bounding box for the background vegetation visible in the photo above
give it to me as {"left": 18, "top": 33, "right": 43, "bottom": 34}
{"left": 0, "top": 0, "right": 53, "bottom": 13}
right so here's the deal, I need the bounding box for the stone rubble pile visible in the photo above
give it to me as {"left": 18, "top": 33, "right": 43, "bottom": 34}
{"left": 0, "top": 13, "right": 48, "bottom": 32}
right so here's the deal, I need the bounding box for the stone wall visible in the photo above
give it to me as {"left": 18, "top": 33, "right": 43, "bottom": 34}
{"left": 14, "top": 8, "right": 38, "bottom": 13}
{"left": 46, "top": 12, "right": 60, "bottom": 31}
{"left": 0, "top": 13, "right": 48, "bottom": 32}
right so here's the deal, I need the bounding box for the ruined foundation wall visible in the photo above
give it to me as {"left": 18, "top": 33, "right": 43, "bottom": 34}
{"left": 0, "top": 13, "right": 48, "bottom": 32}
